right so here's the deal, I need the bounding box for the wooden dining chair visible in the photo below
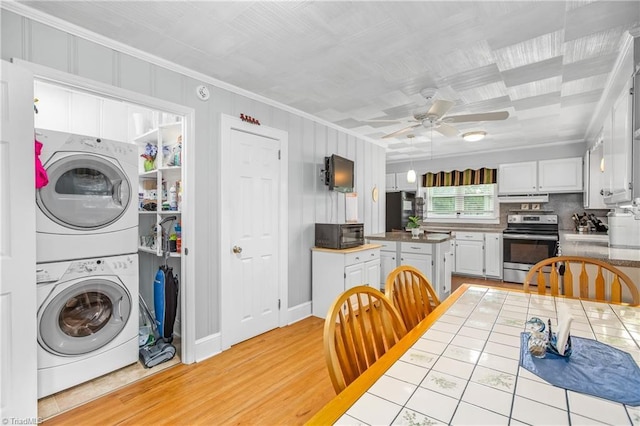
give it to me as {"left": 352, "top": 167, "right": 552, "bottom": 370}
{"left": 385, "top": 265, "right": 441, "bottom": 330}
{"left": 323, "top": 285, "right": 408, "bottom": 394}
{"left": 523, "top": 256, "right": 639, "bottom": 305}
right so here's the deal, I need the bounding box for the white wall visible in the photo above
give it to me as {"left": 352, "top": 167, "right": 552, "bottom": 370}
{"left": 1, "top": 9, "right": 386, "bottom": 340}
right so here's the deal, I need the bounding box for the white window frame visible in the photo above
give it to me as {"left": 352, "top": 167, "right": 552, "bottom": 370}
{"left": 421, "top": 183, "right": 499, "bottom": 224}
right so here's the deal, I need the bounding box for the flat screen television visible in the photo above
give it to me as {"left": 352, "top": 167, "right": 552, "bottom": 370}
{"left": 324, "top": 154, "right": 354, "bottom": 193}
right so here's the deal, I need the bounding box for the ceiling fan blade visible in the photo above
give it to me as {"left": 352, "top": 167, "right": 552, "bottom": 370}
{"left": 434, "top": 123, "right": 459, "bottom": 138}
{"left": 444, "top": 111, "right": 509, "bottom": 123}
{"left": 427, "top": 100, "right": 455, "bottom": 119}
{"left": 382, "top": 123, "right": 421, "bottom": 139}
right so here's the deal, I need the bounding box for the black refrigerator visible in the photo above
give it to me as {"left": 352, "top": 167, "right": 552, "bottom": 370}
{"left": 385, "top": 191, "right": 415, "bottom": 231}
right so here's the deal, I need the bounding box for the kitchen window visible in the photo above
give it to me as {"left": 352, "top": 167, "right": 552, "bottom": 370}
{"left": 425, "top": 183, "right": 498, "bottom": 221}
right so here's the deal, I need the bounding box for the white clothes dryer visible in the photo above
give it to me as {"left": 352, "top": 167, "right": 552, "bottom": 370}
{"left": 36, "top": 129, "right": 138, "bottom": 263}
{"left": 36, "top": 254, "right": 139, "bottom": 398}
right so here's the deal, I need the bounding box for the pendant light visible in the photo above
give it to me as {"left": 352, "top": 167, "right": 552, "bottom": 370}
{"left": 406, "top": 134, "right": 416, "bottom": 183}
{"left": 406, "top": 168, "right": 416, "bottom": 183}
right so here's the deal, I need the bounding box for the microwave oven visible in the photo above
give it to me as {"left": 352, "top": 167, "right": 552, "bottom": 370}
{"left": 315, "top": 223, "right": 364, "bottom": 249}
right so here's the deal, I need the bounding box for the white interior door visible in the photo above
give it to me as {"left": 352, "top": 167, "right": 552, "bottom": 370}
{"left": 221, "top": 116, "right": 288, "bottom": 348}
{"left": 0, "top": 60, "right": 37, "bottom": 420}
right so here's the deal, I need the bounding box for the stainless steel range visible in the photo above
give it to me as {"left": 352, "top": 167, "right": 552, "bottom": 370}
{"left": 503, "top": 213, "right": 559, "bottom": 283}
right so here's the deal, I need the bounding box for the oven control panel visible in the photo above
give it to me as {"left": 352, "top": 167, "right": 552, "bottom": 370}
{"left": 507, "top": 214, "right": 558, "bottom": 224}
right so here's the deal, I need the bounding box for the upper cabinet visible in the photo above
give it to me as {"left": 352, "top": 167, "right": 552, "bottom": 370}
{"left": 498, "top": 157, "right": 582, "bottom": 195}
{"left": 537, "top": 157, "right": 583, "bottom": 193}
{"left": 498, "top": 161, "right": 537, "bottom": 194}
{"left": 583, "top": 144, "right": 607, "bottom": 209}
{"left": 602, "top": 76, "right": 634, "bottom": 205}
{"left": 386, "top": 172, "right": 417, "bottom": 192}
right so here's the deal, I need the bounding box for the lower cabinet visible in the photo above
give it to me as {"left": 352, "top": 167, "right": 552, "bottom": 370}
{"left": 374, "top": 239, "right": 452, "bottom": 302}
{"left": 484, "top": 232, "right": 503, "bottom": 279}
{"left": 379, "top": 241, "right": 398, "bottom": 291}
{"left": 453, "top": 231, "right": 503, "bottom": 279}
{"left": 454, "top": 232, "right": 484, "bottom": 276}
{"left": 312, "top": 245, "right": 381, "bottom": 319}
{"left": 400, "top": 242, "right": 433, "bottom": 284}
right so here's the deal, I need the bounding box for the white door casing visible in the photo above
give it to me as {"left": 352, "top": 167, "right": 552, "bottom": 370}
{"left": 0, "top": 60, "right": 38, "bottom": 421}
{"left": 12, "top": 58, "right": 196, "bottom": 365}
{"left": 220, "top": 115, "right": 288, "bottom": 349}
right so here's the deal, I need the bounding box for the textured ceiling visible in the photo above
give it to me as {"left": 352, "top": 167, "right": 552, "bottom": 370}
{"left": 15, "top": 1, "right": 640, "bottom": 161}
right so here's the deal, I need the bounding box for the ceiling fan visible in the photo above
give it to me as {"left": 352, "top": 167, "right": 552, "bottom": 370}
{"left": 379, "top": 89, "right": 509, "bottom": 139}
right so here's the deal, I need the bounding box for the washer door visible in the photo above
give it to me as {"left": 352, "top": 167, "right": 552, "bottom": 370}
{"left": 36, "top": 153, "right": 131, "bottom": 230}
{"left": 39, "top": 278, "right": 132, "bottom": 356}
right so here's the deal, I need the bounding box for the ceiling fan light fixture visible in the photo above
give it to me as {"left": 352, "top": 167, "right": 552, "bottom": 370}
{"left": 462, "top": 131, "right": 487, "bottom": 142}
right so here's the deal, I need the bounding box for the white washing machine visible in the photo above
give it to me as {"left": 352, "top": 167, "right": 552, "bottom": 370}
{"left": 36, "top": 254, "right": 139, "bottom": 398}
{"left": 36, "top": 129, "right": 138, "bottom": 263}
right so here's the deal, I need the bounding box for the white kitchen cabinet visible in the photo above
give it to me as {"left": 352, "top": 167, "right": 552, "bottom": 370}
{"left": 379, "top": 240, "right": 398, "bottom": 291}
{"left": 484, "top": 232, "right": 503, "bottom": 279}
{"left": 498, "top": 158, "right": 582, "bottom": 195}
{"left": 312, "top": 245, "right": 381, "bottom": 318}
{"left": 400, "top": 252, "right": 433, "bottom": 284}
{"left": 602, "top": 77, "right": 634, "bottom": 204}
{"left": 454, "top": 232, "right": 484, "bottom": 276}
{"left": 583, "top": 145, "right": 607, "bottom": 209}
{"left": 498, "top": 161, "right": 537, "bottom": 194}
{"left": 538, "top": 157, "right": 583, "bottom": 193}
{"left": 371, "top": 239, "right": 452, "bottom": 301}
{"left": 385, "top": 173, "right": 396, "bottom": 191}
{"left": 386, "top": 172, "right": 418, "bottom": 191}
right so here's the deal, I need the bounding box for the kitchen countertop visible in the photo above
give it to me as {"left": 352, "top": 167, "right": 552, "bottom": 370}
{"left": 367, "top": 232, "right": 453, "bottom": 243}
{"left": 559, "top": 231, "right": 640, "bottom": 268}
{"left": 422, "top": 225, "right": 506, "bottom": 233}
{"left": 311, "top": 243, "right": 382, "bottom": 254}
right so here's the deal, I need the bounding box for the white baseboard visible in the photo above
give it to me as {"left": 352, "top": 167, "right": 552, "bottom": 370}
{"left": 287, "top": 301, "right": 312, "bottom": 325}
{"left": 194, "top": 333, "right": 222, "bottom": 362}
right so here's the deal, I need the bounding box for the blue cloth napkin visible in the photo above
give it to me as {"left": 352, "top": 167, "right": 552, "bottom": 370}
{"left": 519, "top": 332, "right": 640, "bottom": 406}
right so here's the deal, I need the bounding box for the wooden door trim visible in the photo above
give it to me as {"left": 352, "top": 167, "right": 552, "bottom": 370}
{"left": 219, "top": 114, "right": 288, "bottom": 350}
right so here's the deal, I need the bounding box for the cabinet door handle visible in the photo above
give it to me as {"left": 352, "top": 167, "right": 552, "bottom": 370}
{"left": 371, "top": 253, "right": 375, "bottom": 257}
{"left": 355, "top": 256, "right": 360, "bottom": 261}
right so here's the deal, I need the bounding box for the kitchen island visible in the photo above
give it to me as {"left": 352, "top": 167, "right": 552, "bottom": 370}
{"left": 367, "top": 232, "right": 454, "bottom": 300}
{"left": 559, "top": 231, "right": 640, "bottom": 268}
{"left": 559, "top": 231, "right": 640, "bottom": 297}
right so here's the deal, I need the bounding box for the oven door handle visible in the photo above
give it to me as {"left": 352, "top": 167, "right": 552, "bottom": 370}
{"left": 503, "top": 233, "right": 558, "bottom": 241}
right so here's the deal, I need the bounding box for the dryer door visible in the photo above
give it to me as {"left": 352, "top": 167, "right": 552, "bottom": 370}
{"left": 39, "top": 278, "right": 132, "bottom": 356}
{"left": 36, "top": 153, "right": 131, "bottom": 230}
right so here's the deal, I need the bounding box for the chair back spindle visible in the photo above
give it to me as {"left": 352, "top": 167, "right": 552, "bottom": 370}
{"left": 324, "top": 286, "right": 407, "bottom": 394}
{"left": 524, "top": 256, "right": 638, "bottom": 305}
{"left": 385, "top": 265, "right": 441, "bottom": 330}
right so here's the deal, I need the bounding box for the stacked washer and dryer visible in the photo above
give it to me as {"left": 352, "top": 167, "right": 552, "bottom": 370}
{"left": 35, "top": 129, "right": 140, "bottom": 398}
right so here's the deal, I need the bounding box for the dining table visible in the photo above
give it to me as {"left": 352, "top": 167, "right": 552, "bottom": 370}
{"left": 307, "top": 284, "right": 640, "bottom": 425}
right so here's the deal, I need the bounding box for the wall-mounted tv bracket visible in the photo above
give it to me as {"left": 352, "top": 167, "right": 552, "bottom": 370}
{"left": 320, "top": 157, "right": 330, "bottom": 186}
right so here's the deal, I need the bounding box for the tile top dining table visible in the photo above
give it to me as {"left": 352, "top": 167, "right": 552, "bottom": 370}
{"left": 308, "top": 284, "right": 640, "bottom": 425}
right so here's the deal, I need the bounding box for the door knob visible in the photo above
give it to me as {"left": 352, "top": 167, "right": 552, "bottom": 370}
{"left": 232, "top": 246, "right": 242, "bottom": 254}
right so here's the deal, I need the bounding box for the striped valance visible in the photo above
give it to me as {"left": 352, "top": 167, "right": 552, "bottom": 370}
{"left": 422, "top": 168, "right": 497, "bottom": 187}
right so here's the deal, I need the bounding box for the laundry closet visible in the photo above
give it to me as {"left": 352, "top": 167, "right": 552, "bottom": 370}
{"left": 33, "top": 79, "right": 187, "bottom": 399}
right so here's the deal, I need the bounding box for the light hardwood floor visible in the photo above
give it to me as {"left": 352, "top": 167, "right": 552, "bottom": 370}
{"left": 43, "top": 316, "right": 335, "bottom": 425}
{"left": 43, "top": 276, "right": 515, "bottom": 425}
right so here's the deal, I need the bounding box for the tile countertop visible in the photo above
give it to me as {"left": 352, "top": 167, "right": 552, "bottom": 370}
{"left": 367, "top": 232, "right": 454, "bottom": 243}
{"left": 559, "top": 231, "right": 640, "bottom": 268}
{"left": 310, "top": 285, "right": 640, "bottom": 425}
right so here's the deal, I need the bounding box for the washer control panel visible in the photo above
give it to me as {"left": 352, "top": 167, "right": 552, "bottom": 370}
{"left": 36, "top": 256, "right": 134, "bottom": 284}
